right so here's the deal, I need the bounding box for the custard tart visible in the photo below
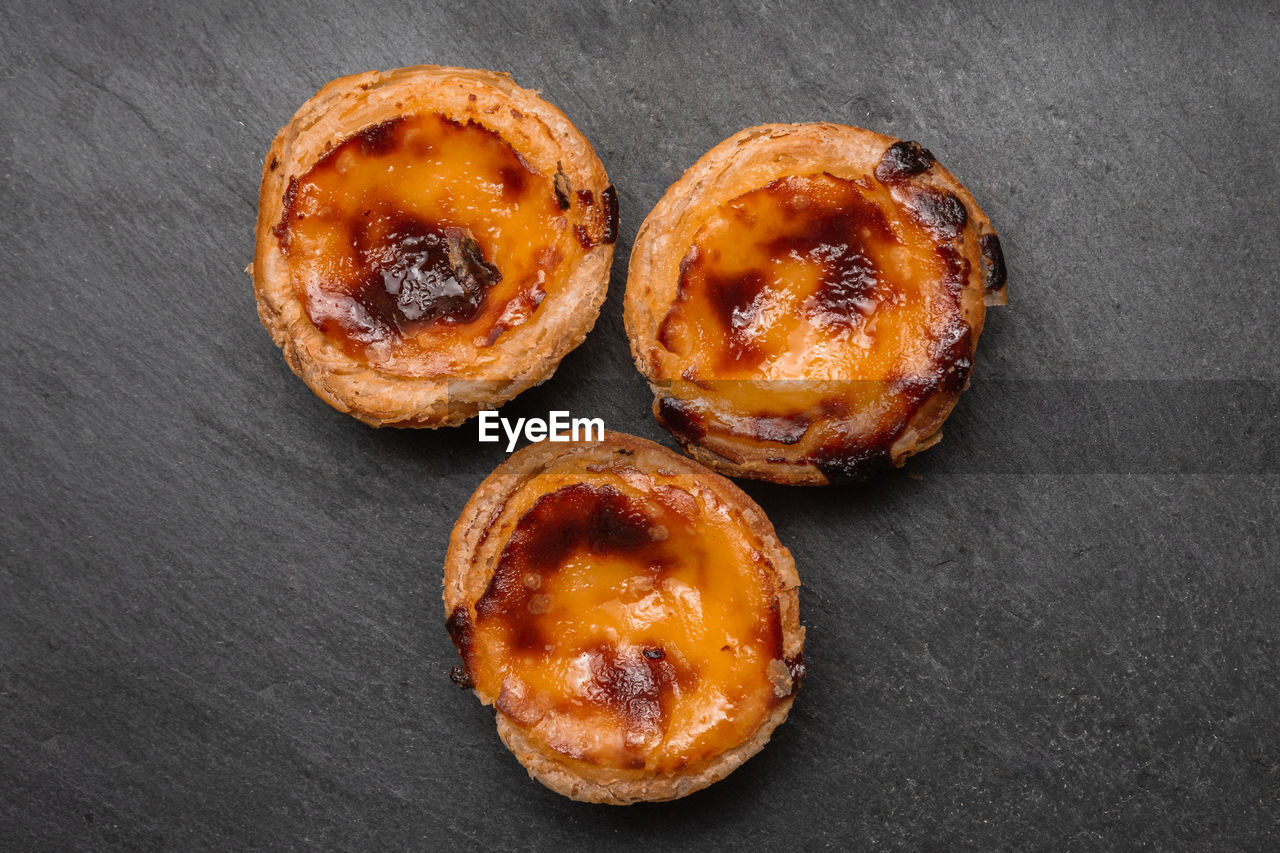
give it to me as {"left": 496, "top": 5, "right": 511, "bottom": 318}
{"left": 253, "top": 65, "right": 617, "bottom": 426}
{"left": 444, "top": 432, "right": 804, "bottom": 804}
{"left": 625, "top": 123, "right": 1007, "bottom": 484}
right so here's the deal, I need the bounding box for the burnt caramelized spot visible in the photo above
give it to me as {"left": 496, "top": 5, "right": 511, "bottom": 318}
{"left": 672, "top": 175, "right": 897, "bottom": 373}
{"left": 601, "top": 185, "right": 619, "bottom": 244}
{"left": 498, "top": 165, "right": 528, "bottom": 200}
{"left": 812, "top": 442, "right": 894, "bottom": 484}
{"left": 874, "top": 140, "right": 936, "bottom": 183}
{"left": 766, "top": 184, "right": 895, "bottom": 329}
{"left": 904, "top": 186, "right": 968, "bottom": 238}
{"left": 355, "top": 118, "right": 403, "bottom": 155}
{"left": 553, "top": 166, "right": 571, "bottom": 209}
{"left": 656, "top": 396, "right": 707, "bottom": 443}
{"left": 271, "top": 176, "right": 300, "bottom": 243}
{"left": 318, "top": 216, "right": 503, "bottom": 344}
{"left": 931, "top": 322, "right": 974, "bottom": 394}
{"left": 446, "top": 606, "right": 476, "bottom": 688}
{"left": 980, "top": 233, "right": 1007, "bottom": 293}
{"left": 705, "top": 270, "right": 768, "bottom": 369}
{"left": 784, "top": 653, "right": 807, "bottom": 688}
{"left": 759, "top": 597, "right": 785, "bottom": 660}
{"left": 746, "top": 414, "right": 813, "bottom": 445}
{"left": 937, "top": 243, "right": 971, "bottom": 297}
{"left": 581, "top": 643, "right": 681, "bottom": 737}
{"left": 571, "top": 185, "right": 620, "bottom": 249}
{"left": 474, "top": 484, "right": 663, "bottom": 629}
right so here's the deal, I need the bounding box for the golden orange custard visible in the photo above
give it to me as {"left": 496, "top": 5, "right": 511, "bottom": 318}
{"left": 276, "top": 113, "right": 614, "bottom": 371}
{"left": 253, "top": 66, "right": 616, "bottom": 427}
{"left": 626, "top": 124, "right": 1007, "bottom": 484}
{"left": 444, "top": 433, "right": 803, "bottom": 803}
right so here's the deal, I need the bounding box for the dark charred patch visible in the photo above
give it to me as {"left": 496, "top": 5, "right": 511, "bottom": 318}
{"left": 940, "top": 355, "right": 972, "bottom": 394}
{"left": 904, "top": 186, "right": 967, "bottom": 238}
{"left": 706, "top": 270, "right": 767, "bottom": 370}
{"left": 931, "top": 322, "right": 974, "bottom": 394}
{"left": 553, "top": 166, "right": 571, "bottom": 210}
{"left": 569, "top": 186, "right": 619, "bottom": 248}
{"left": 760, "top": 598, "right": 785, "bottom": 661}
{"left": 784, "top": 653, "right": 806, "bottom": 691}
{"left": 679, "top": 176, "right": 896, "bottom": 348}
{"left": 882, "top": 309, "right": 973, "bottom": 404}
{"left": 874, "top": 140, "right": 936, "bottom": 183}
{"left": 656, "top": 396, "right": 707, "bottom": 443}
{"left": 572, "top": 189, "right": 595, "bottom": 249}
{"left": 809, "top": 442, "right": 893, "bottom": 483}
{"left": 980, "top": 233, "right": 1007, "bottom": 293}
{"left": 937, "top": 244, "right": 970, "bottom": 297}
{"left": 329, "top": 216, "right": 503, "bottom": 344}
{"left": 355, "top": 118, "right": 404, "bottom": 156}
{"left": 446, "top": 606, "right": 476, "bottom": 688}
{"left": 676, "top": 248, "right": 702, "bottom": 299}
{"left": 268, "top": 156, "right": 279, "bottom": 172}
{"left": 473, "top": 485, "right": 692, "bottom": 672}
{"left": 656, "top": 314, "right": 682, "bottom": 354}
{"left": 581, "top": 644, "right": 681, "bottom": 736}
{"left": 271, "top": 176, "right": 301, "bottom": 245}
{"left": 747, "top": 414, "right": 813, "bottom": 445}
{"left": 600, "top": 185, "right": 619, "bottom": 244}
{"left": 474, "top": 484, "right": 672, "bottom": 636}
{"left": 498, "top": 165, "right": 528, "bottom": 200}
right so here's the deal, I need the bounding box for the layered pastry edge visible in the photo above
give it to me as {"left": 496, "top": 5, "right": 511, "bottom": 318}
{"left": 624, "top": 123, "right": 1008, "bottom": 484}
{"left": 443, "top": 432, "right": 804, "bottom": 804}
{"left": 252, "top": 65, "right": 615, "bottom": 427}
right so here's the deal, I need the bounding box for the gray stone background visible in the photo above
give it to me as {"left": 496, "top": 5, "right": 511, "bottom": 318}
{"left": 2, "top": 0, "right": 1277, "bottom": 849}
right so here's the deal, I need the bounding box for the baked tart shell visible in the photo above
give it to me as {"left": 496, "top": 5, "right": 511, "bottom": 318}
{"left": 625, "top": 123, "right": 1007, "bottom": 484}
{"left": 443, "top": 432, "right": 804, "bottom": 804}
{"left": 253, "top": 65, "right": 616, "bottom": 427}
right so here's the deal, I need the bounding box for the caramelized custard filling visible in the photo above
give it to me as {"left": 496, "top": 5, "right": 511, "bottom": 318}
{"left": 276, "top": 113, "right": 614, "bottom": 375}
{"left": 451, "top": 472, "right": 797, "bottom": 773}
{"left": 655, "top": 172, "right": 973, "bottom": 475}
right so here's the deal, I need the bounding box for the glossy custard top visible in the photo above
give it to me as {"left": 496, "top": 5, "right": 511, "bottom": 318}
{"left": 276, "top": 113, "right": 614, "bottom": 375}
{"left": 654, "top": 171, "right": 972, "bottom": 475}
{"left": 448, "top": 467, "right": 799, "bottom": 774}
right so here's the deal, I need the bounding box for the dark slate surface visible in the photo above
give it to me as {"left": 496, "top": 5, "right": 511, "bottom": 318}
{"left": 2, "top": 0, "right": 1278, "bottom": 849}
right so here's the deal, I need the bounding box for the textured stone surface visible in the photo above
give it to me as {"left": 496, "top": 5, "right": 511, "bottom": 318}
{"left": 1, "top": 0, "right": 1277, "bottom": 849}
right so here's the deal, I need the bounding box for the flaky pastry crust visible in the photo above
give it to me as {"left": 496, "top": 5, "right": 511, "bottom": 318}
{"left": 625, "top": 123, "right": 1007, "bottom": 484}
{"left": 443, "top": 432, "right": 804, "bottom": 804}
{"left": 253, "top": 65, "right": 615, "bottom": 426}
